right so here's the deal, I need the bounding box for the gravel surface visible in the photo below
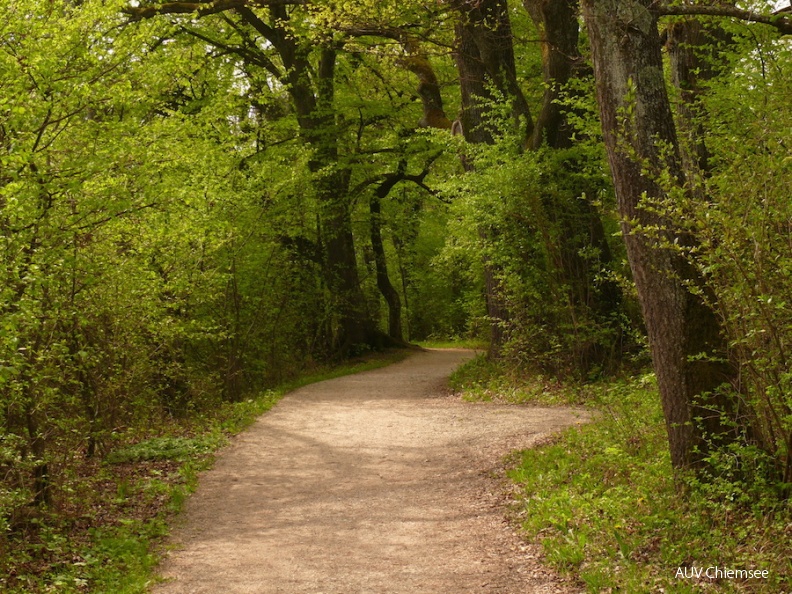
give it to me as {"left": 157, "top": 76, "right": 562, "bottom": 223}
{"left": 151, "top": 349, "right": 588, "bottom": 593}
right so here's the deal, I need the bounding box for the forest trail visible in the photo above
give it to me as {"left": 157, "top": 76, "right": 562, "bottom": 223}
{"left": 151, "top": 349, "right": 587, "bottom": 594}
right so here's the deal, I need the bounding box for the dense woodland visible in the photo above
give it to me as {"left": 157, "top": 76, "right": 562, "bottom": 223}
{"left": 1, "top": 0, "right": 791, "bottom": 590}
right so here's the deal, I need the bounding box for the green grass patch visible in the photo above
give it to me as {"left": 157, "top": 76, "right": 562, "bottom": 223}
{"left": 40, "top": 520, "right": 166, "bottom": 594}
{"left": 449, "top": 353, "right": 586, "bottom": 406}
{"left": 105, "top": 435, "right": 225, "bottom": 464}
{"left": 504, "top": 373, "right": 791, "bottom": 592}
{"left": 415, "top": 337, "right": 488, "bottom": 350}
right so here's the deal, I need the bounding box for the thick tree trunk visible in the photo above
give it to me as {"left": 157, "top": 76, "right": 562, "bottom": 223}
{"left": 481, "top": 246, "right": 510, "bottom": 359}
{"left": 667, "top": 19, "right": 714, "bottom": 178}
{"left": 665, "top": 17, "right": 733, "bottom": 181}
{"left": 525, "top": 0, "right": 621, "bottom": 314}
{"left": 454, "top": 19, "right": 497, "bottom": 145}
{"left": 455, "top": 0, "right": 614, "bottom": 371}
{"left": 454, "top": 20, "right": 508, "bottom": 358}
{"left": 582, "top": 0, "right": 738, "bottom": 469}
{"left": 455, "top": 0, "right": 534, "bottom": 143}
{"left": 316, "top": 168, "right": 372, "bottom": 351}
{"left": 398, "top": 38, "right": 452, "bottom": 130}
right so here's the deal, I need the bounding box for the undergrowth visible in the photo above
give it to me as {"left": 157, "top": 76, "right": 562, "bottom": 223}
{"left": 452, "top": 356, "right": 791, "bottom": 593}
{"left": 415, "top": 337, "right": 488, "bottom": 350}
{"left": 1, "top": 349, "right": 410, "bottom": 593}
{"left": 449, "top": 353, "right": 587, "bottom": 406}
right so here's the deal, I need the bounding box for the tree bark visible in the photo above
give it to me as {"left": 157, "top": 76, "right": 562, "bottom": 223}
{"left": 524, "top": 0, "right": 621, "bottom": 315}
{"left": 665, "top": 17, "right": 734, "bottom": 181}
{"left": 370, "top": 191, "right": 403, "bottom": 342}
{"left": 581, "top": 0, "right": 738, "bottom": 469}
{"left": 524, "top": 0, "right": 581, "bottom": 150}
{"left": 455, "top": 0, "right": 534, "bottom": 143}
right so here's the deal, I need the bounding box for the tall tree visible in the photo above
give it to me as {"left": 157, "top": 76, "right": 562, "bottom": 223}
{"left": 523, "top": 0, "right": 623, "bottom": 369}
{"left": 580, "top": 0, "right": 739, "bottom": 469}
{"left": 127, "top": 2, "right": 408, "bottom": 353}
{"left": 452, "top": 0, "right": 533, "bottom": 359}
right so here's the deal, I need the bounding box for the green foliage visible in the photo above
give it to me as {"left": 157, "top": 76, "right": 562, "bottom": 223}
{"left": 696, "top": 33, "right": 792, "bottom": 486}
{"left": 0, "top": 347, "right": 408, "bottom": 592}
{"left": 650, "top": 24, "right": 792, "bottom": 485}
{"left": 405, "top": 193, "right": 487, "bottom": 341}
{"left": 437, "top": 119, "right": 636, "bottom": 376}
{"left": 0, "top": 0, "right": 390, "bottom": 530}
{"left": 2, "top": 0, "right": 790, "bottom": 591}
{"left": 105, "top": 436, "right": 225, "bottom": 464}
{"left": 415, "top": 338, "right": 488, "bottom": 350}
{"left": 509, "top": 373, "right": 791, "bottom": 592}
{"left": 449, "top": 353, "right": 586, "bottom": 406}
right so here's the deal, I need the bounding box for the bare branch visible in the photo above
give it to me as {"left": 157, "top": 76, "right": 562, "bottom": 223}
{"left": 234, "top": 6, "right": 282, "bottom": 50}
{"left": 182, "top": 25, "right": 282, "bottom": 77}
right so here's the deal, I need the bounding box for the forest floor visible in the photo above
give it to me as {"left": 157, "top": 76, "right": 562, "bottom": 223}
{"left": 150, "top": 349, "right": 589, "bottom": 593}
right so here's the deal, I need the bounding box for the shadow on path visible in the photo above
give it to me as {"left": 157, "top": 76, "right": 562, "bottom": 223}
{"left": 152, "top": 349, "right": 587, "bottom": 594}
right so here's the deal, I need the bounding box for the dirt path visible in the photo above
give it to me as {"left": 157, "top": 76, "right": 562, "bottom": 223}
{"left": 151, "top": 349, "right": 587, "bottom": 593}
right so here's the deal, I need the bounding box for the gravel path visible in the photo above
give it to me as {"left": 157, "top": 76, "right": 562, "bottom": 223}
{"left": 151, "top": 349, "right": 587, "bottom": 593}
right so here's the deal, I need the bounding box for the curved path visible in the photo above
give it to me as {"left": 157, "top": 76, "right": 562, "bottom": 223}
{"left": 152, "top": 349, "right": 586, "bottom": 593}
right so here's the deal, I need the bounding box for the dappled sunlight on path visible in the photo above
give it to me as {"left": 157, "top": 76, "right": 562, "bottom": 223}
{"left": 152, "top": 349, "right": 587, "bottom": 594}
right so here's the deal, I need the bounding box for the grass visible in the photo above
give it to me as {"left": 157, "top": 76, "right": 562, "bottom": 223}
{"left": 451, "top": 358, "right": 792, "bottom": 593}
{"left": 414, "top": 337, "right": 488, "bottom": 350}
{"left": 1, "top": 348, "right": 411, "bottom": 594}
{"left": 449, "top": 353, "right": 587, "bottom": 406}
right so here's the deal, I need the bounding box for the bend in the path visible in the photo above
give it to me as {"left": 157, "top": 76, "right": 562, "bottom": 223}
{"left": 152, "top": 349, "right": 586, "bottom": 594}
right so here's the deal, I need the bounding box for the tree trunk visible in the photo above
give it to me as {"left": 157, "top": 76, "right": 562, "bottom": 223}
{"left": 370, "top": 192, "right": 403, "bottom": 341}
{"left": 524, "top": 0, "right": 581, "bottom": 150}
{"left": 525, "top": 0, "right": 621, "bottom": 317}
{"left": 582, "top": 0, "right": 739, "bottom": 469}
{"left": 455, "top": 0, "right": 534, "bottom": 143}
{"left": 665, "top": 17, "right": 733, "bottom": 181}
{"left": 234, "top": 7, "right": 377, "bottom": 354}
{"left": 286, "top": 43, "right": 374, "bottom": 352}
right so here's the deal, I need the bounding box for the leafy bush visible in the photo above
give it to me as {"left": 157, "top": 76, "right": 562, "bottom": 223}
{"left": 436, "top": 113, "right": 639, "bottom": 377}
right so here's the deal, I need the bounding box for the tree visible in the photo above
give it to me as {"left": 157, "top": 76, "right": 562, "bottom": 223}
{"left": 447, "top": 0, "right": 625, "bottom": 371}
{"left": 579, "top": 0, "right": 792, "bottom": 470}
{"left": 127, "top": 2, "right": 378, "bottom": 352}
{"left": 125, "top": 1, "right": 466, "bottom": 353}
{"left": 523, "top": 0, "right": 624, "bottom": 370}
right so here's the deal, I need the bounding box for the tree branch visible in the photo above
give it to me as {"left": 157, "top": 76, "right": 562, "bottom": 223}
{"left": 339, "top": 27, "right": 452, "bottom": 129}
{"left": 234, "top": 6, "right": 283, "bottom": 52}
{"left": 654, "top": 2, "right": 792, "bottom": 35}
{"left": 125, "top": 0, "right": 244, "bottom": 19}
{"left": 124, "top": 0, "right": 307, "bottom": 20}
{"left": 180, "top": 26, "right": 281, "bottom": 75}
